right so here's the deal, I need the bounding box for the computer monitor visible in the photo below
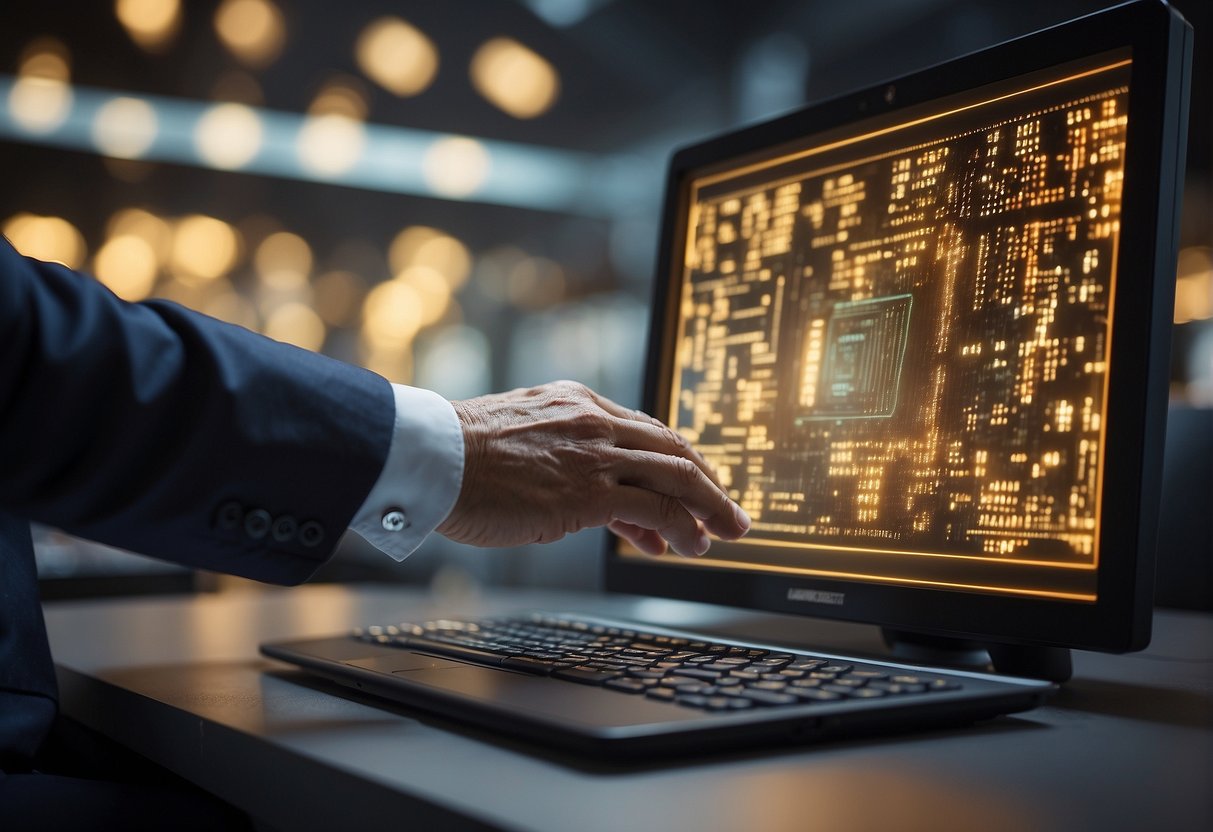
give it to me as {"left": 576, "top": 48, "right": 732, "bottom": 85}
{"left": 606, "top": 0, "right": 1192, "bottom": 680}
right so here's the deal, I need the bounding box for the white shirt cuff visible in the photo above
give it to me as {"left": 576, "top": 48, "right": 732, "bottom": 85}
{"left": 348, "top": 384, "right": 464, "bottom": 561}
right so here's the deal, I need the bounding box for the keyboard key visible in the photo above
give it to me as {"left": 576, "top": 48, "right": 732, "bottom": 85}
{"left": 627, "top": 668, "right": 667, "bottom": 680}
{"left": 870, "top": 682, "right": 927, "bottom": 694}
{"left": 848, "top": 688, "right": 888, "bottom": 698}
{"left": 603, "top": 656, "right": 657, "bottom": 668}
{"left": 789, "top": 688, "right": 843, "bottom": 702}
{"left": 787, "top": 660, "right": 826, "bottom": 671}
{"left": 739, "top": 689, "right": 798, "bottom": 706}
{"left": 729, "top": 670, "right": 762, "bottom": 681}
{"left": 698, "top": 662, "right": 742, "bottom": 673}
{"left": 703, "top": 696, "right": 744, "bottom": 711}
{"left": 646, "top": 687, "right": 677, "bottom": 702}
{"left": 630, "top": 642, "right": 671, "bottom": 653}
{"left": 748, "top": 680, "right": 788, "bottom": 691}
{"left": 670, "top": 667, "right": 725, "bottom": 681}
{"left": 502, "top": 656, "right": 571, "bottom": 674}
{"left": 604, "top": 678, "right": 648, "bottom": 694}
{"left": 663, "top": 678, "right": 709, "bottom": 693}
{"left": 847, "top": 670, "right": 888, "bottom": 680}
{"left": 821, "top": 684, "right": 861, "bottom": 697}
{"left": 553, "top": 666, "right": 623, "bottom": 685}
{"left": 818, "top": 664, "right": 853, "bottom": 674}
{"left": 584, "top": 661, "right": 626, "bottom": 671}
{"left": 829, "top": 678, "right": 867, "bottom": 688}
{"left": 928, "top": 679, "right": 962, "bottom": 691}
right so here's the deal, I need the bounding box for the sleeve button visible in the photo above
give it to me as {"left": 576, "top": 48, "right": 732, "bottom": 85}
{"left": 216, "top": 501, "right": 243, "bottom": 531}
{"left": 381, "top": 509, "right": 409, "bottom": 532}
{"left": 299, "top": 521, "right": 325, "bottom": 548}
{"left": 271, "top": 515, "right": 298, "bottom": 543}
{"left": 244, "top": 509, "right": 272, "bottom": 539}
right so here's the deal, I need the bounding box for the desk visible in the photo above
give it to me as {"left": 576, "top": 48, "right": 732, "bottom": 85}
{"left": 43, "top": 586, "right": 1213, "bottom": 832}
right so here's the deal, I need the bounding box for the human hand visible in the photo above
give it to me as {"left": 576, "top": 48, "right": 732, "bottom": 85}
{"left": 435, "top": 381, "right": 750, "bottom": 556}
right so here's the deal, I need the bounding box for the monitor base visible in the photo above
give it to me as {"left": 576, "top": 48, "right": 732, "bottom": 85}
{"left": 881, "top": 629, "right": 1073, "bottom": 683}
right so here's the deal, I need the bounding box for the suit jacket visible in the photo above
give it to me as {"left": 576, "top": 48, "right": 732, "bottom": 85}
{"left": 0, "top": 237, "right": 395, "bottom": 771}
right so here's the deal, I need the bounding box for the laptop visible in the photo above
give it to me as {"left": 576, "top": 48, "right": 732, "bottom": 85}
{"left": 262, "top": 0, "right": 1192, "bottom": 758}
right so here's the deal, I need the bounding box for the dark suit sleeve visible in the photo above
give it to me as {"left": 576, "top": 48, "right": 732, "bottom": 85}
{"left": 0, "top": 237, "right": 395, "bottom": 585}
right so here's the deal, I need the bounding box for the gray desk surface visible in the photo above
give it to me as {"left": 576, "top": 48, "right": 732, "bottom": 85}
{"left": 43, "top": 586, "right": 1213, "bottom": 832}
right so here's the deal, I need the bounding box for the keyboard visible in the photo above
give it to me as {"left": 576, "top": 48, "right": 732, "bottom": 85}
{"left": 352, "top": 613, "right": 962, "bottom": 713}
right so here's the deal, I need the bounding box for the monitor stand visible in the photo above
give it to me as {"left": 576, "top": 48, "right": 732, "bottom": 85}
{"left": 881, "top": 629, "right": 1073, "bottom": 683}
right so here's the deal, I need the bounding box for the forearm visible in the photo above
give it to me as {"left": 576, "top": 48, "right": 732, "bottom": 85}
{"left": 0, "top": 240, "right": 394, "bottom": 584}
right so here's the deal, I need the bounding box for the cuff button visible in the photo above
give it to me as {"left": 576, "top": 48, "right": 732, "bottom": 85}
{"left": 216, "top": 501, "right": 243, "bottom": 531}
{"left": 299, "top": 521, "right": 325, "bottom": 548}
{"left": 271, "top": 515, "right": 298, "bottom": 543}
{"left": 381, "top": 509, "right": 410, "bottom": 532}
{"left": 244, "top": 509, "right": 271, "bottom": 540}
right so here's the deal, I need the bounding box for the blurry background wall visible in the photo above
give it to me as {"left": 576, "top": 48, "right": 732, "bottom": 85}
{"left": 2, "top": 0, "right": 1208, "bottom": 597}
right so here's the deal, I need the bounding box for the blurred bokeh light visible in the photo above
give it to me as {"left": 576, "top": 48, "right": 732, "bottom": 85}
{"left": 195, "top": 103, "right": 263, "bottom": 170}
{"left": 355, "top": 17, "right": 439, "bottom": 98}
{"left": 114, "top": 0, "right": 181, "bottom": 53}
{"left": 3, "top": 213, "right": 86, "bottom": 268}
{"left": 214, "top": 0, "right": 285, "bottom": 68}
{"left": 470, "top": 38, "right": 561, "bottom": 119}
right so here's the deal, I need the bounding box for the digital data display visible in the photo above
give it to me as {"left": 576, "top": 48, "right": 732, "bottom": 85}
{"left": 645, "top": 54, "right": 1133, "bottom": 601}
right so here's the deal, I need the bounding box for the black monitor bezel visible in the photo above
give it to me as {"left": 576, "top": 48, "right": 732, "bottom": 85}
{"left": 604, "top": 0, "right": 1192, "bottom": 654}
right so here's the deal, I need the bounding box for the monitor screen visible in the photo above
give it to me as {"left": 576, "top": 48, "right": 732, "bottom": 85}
{"left": 622, "top": 51, "right": 1137, "bottom": 604}
{"left": 610, "top": 1, "right": 1191, "bottom": 656}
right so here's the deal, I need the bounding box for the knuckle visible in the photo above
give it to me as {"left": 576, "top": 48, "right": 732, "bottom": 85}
{"left": 672, "top": 457, "right": 699, "bottom": 490}
{"left": 568, "top": 408, "right": 612, "bottom": 439}
{"left": 663, "top": 425, "right": 691, "bottom": 454}
{"left": 555, "top": 379, "right": 589, "bottom": 398}
{"left": 657, "top": 494, "right": 683, "bottom": 527}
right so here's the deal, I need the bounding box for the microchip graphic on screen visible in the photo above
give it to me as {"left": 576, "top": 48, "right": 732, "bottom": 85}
{"left": 802, "top": 294, "right": 912, "bottom": 419}
{"left": 659, "top": 54, "right": 1133, "bottom": 602}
